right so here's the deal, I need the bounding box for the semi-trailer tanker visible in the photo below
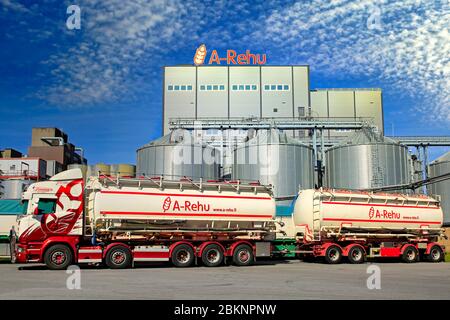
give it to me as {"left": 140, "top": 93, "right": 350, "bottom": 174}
{"left": 12, "top": 169, "right": 276, "bottom": 269}
{"left": 278, "top": 189, "right": 445, "bottom": 263}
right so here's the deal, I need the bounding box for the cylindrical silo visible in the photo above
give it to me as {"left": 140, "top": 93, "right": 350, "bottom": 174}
{"left": 232, "top": 129, "right": 314, "bottom": 203}
{"left": 110, "top": 164, "right": 136, "bottom": 178}
{"left": 428, "top": 151, "right": 450, "bottom": 226}
{"left": 87, "top": 163, "right": 111, "bottom": 177}
{"left": 325, "top": 130, "right": 409, "bottom": 190}
{"left": 0, "top": 179, "right": 33, "bottom": 199}
{"left": 136, "top": 130, "right": 220, "bottom": 180}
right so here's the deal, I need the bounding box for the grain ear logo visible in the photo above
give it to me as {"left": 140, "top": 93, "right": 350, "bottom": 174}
{"left": 193, "top": 44, "right": 207, "bottom": 66}
{"left": 369, "top": 207, "right": 375, "bottom": 219}
{"left": 162, "top": 197, "right": 172, "bottom": 212}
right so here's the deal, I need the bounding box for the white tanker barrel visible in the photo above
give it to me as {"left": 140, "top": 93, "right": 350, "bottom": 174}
{"left": 87, "top": 177, "right": 277, "bottom": 233}
{"left": 293, "top": 189, "right": 443, "bottom": 240}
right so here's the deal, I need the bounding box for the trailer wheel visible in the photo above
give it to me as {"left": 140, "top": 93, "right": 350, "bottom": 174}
{"left": 401, "top": 246, "right": 419, "bottom": 263}
{"left": 171, "top": 244, "right": 195, "bottom": 267}
{"left": 324, "top": 245, "right": 342, "bottom": 264}
{"left": 347, "top": 246, "right": 365, "bottom": 264}
{"left": 44, "top": 244, "right": 73, "bottom": 270}
{"left": 201, "top": 244, "right": 224, "bottom": 267}
{"left": 426, "top": 245, "right": 444, "bottom": 263}
{"left": 105, "top": 246, "right": 132, "bottom": 269}
{"left": 232, "top": 244, "right": 254, "bottom": 266}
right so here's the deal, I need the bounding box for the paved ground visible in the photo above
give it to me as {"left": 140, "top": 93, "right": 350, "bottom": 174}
{"left": 0, "top": 259, "right": 449, "bottom": 299}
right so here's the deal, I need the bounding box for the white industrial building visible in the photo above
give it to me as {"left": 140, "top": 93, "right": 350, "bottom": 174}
{"left": 162, "top": 65, "right": 384, "bottom": 139}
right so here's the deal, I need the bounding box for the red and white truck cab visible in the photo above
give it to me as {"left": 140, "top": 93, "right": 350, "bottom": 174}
{"left": 15, "top": 169, "right": 85, "bottom": 266}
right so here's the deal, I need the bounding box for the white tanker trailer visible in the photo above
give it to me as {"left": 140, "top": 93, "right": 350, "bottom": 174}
{"left": 282, "top": 189, "right": 445, "bottom": 263}
{"left": 13, "top": 169, "right": 276, "bottom": 270}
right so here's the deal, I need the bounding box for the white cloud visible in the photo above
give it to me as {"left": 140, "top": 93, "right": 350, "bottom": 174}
{"left": 251, "top": 0, "right": 450, "bottom": 124}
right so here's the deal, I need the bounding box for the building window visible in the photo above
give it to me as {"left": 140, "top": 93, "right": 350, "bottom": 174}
{"left": 273, "top": 108, "right": 278, "bottom": 113}
{"left": 264, "top": 84, "right": 290, "bottom": 91}
{"left": 231, "top": 84, "right": 258, "bottom": 91}
{"left": 168, "top": 84, "right": 193, "bottom": 91}
{"left": 199, "top": 84, "right": 225, "bottom": 91}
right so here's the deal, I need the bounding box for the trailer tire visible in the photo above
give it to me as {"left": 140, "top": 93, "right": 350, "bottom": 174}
{"left": 201, "top": 244, "right": 224, "bottom": 267}
{"left": 426, "top": 245, "right": 444, "bottom": 263}
{"left": 44, "top": 244, "right": 73, "bottom": 270}
{"left": 401, "top": 245, "right": 419, "bottom": 263}
{"left": 171, "top": 244, "right": 195, "bottom": 268}
{"left": 324, "top": 245, "right": 342, "bottom": 264}
{"left": 347, "top": 246, "right": 365, "bottom": 264}
{"left": 232, "top": 244, "right": 254, "bottom": 266}
{"left": 105, "top": 245, "right": 132, "bottom": 269}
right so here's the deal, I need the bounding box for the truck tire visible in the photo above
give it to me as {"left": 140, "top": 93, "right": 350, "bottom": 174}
{"left": 401, "top": 245, "right": 419, "bottom": 263}
{"left": 105, "top": 246, "right": 132, "bottom": 269}
{"left": 44, "top": 244, "right": 73, "bottom": 270}
{"left": 171, "top": 244, "right": 195, "bottom": 267}
{"left": 347, "top": 246, "right": 365, "bottom": 264}
{"left": 426, "top": 245, "right": 444, "bottom": 263}
{"left": 232, "top": 244, "right": 254, "bottom": 266}
{"left": 324, "top": 245, "right": 342, "bottom": 264}
{"left": 201, "top": 244, "right": 224, "bottom": 267}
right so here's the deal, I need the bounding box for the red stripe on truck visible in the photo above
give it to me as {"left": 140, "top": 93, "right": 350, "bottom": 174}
{"left": 100, "top": 211, "right": 273, "bottom": 218}
{"left": 100, "top": 190, "right": 272, "bottom": 200}
{"left": 322, "top": 201, "right": 440, "bottom": 210}
{"left": 323, "top": 217, "right": 441, "bottom": 224}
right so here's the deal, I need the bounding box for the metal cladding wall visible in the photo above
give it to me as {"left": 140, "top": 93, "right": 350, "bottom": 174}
{"left": 137, "top": 132, "right": 220, "bottom": 180}
{"left": 325, "top": 132, "right": 409, "bottom": 190}
{"left": 232, "top": 129, "right": 314, "bottom": 200}
{"left": 428, "top": 152, "right": 450, "bottom": 226}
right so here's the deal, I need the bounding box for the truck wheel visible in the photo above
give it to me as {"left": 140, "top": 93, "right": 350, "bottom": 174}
{"left": 426, "top": 245, "right": 444, "bottom": 263}
{"left": 324, "top": 245, "right": 342, "bottom": 264}
{"left": 347, "top": 246, "right": 365, "bottom": 264}
{"left": 105, "top": 246, "right": 132, "bottom": 269}
{"left": 401, "top": 246, "right": 419, "bottom": 263}
{"left": 44, "top": 244, "right": 73, "bottom": 270}
{"left": 232, "top": 244, "right": 254, "bottom": 266}
{"left": 201, "top": 244, "right": 224, "bottom": 267}
{"left": 171, "top": 244, "right": 195, "bottom": 267}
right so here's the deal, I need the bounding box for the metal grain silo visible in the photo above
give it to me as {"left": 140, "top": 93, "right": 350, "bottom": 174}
{"left": 232, "top": 129, "right": 314, "bottom": 202}
{"left": 0, "top": 179, "right": 33, "bottom": 199}
{"left": 428, "top": 151, "right": 450, "bottom": 226}
{"left": 137, "top": 130, "right": 220, "bottom": 180}
{"left": 110, "top": 164, "right": 136, "bottom": 178}
{"left": 325, "top": 130, "right": 409, "bottom": 190}
{"left": 87, "top": 163, "right": 111, "bottom": 177}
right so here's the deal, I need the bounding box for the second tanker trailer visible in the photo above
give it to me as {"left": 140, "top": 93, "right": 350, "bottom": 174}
{"left": 277, "top": 189, "right": 445, "bottom": 264}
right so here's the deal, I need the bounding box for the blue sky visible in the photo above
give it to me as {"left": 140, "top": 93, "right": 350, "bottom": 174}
{"left": 0, "top": 0, "right": 448, "bottom": 164}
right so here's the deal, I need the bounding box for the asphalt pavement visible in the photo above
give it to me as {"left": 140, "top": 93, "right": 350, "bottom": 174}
{"left": 0, "top": 259, "right": 449, "bottom": 299}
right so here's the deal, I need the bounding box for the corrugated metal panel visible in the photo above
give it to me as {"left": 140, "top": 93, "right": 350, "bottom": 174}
{"left": 428, "top": 151, "right": 450, "bottom": 226}
{"left": 232, "top": 129, "right": 314, "bottom": 199}
{"left": 325, "top": 131, "right": 409, "bottom": 190}
{"left": 137, "top": 132, "right": 220, "bottom": 180}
